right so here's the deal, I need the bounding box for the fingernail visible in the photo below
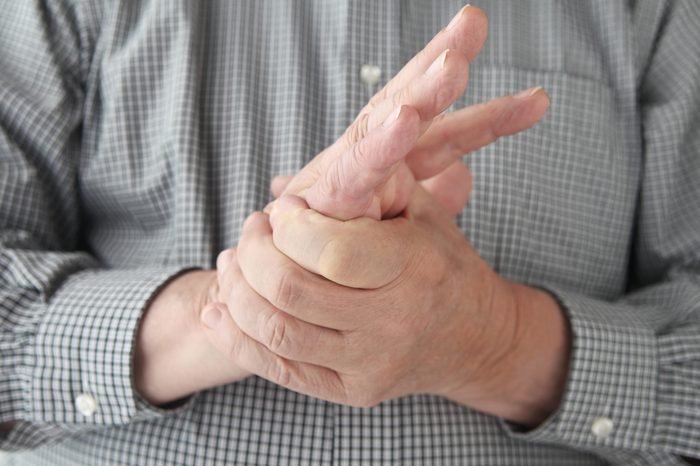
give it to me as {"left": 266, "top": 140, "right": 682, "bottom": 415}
{"left": 263, "top": 201, "right": 275, "bottom": 214}
{"left": 447, "top": 5, "right": 470, "bottom": 30}
{"left": 513, "top": 86, "right": 543, "bottom": 99}
{"left": 426, "top": 49, "right": 450, "bottom": 76}
{"left": 201, "top": 304, "right": 222, "bottom": 329}
{"left": 382, "top": 105, "right": 404, "bottom": 127}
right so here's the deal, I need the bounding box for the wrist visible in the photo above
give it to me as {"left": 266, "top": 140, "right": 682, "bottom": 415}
{"left": 445, "top": 276, "right": 571, "bottom": 426}
{"left": 133, "top": 270, "right": 248, "bottom": 406}
{"left": 487, "top": 280, "right": 571, "bottom": 425}
{"left": 494, "top": 281, "right": 571, "bottom": 425}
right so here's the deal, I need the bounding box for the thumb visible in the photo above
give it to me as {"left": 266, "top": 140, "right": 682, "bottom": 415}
{"left": 270, "top": 175, "right": 294, "bottom": 198}
{"left": 200, "top": 302, "right": 244, "bottom": 362}
{"left": 196, "top": 301, "right": 257, "bottom": 387}
{"left": 200, "top": 301, "right": 298, "bottom": 389}
{"left": 420, "top": 160, "right": 472, "bottom": 217}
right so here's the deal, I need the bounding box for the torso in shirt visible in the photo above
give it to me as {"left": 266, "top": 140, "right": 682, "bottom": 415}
{"left": 21, "top": 1, "right": 655, "bottom": 464}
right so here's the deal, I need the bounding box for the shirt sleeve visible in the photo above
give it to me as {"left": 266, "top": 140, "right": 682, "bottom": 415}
{"left": 0, "top": 1, "right": 193, "bottom": 450}
{"left": 501, "top": 1, "right": 700, "bottom": 463}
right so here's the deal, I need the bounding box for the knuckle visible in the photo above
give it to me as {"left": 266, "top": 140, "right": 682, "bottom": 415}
{"left": 493, "top": 104, "right": 519, "bottom": 138}
{"left": 430, "top": 84, "right": 453, "bottom": 115}
{"left": 345, "top": 112, "right": 370, "bottom": 145}
{"left": 317, "top": 236, "right": 355, "bottom": 285}
{"left": 268, "top": 356, "right": 292, "bottom": 387}
{"left": 261, "top": 311, "right": 288, "bottom": 353}
{"left": 317, "top": 164, "right": 342, "bottom": 201}
{"left": 368, "top": 87, "right": 388, "bottom": 109}
{"left": 270, "top": 264, "right": 304, "bottom": 310}
{"left": 346, "top": 144, "right": 370, "bottom": 185}
{"left": 390, "top": 85, "right": 411, "bottom": 111}
{"left": 350, "top": 137, "right": 368, "bottom": 167}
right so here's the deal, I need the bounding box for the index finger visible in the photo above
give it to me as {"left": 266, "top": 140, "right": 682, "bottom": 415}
{"left": 367, "top": 5, "right": 488, "bottom": 111}
{"left": 335, "top": 5, "right": 487, "bottom": 152}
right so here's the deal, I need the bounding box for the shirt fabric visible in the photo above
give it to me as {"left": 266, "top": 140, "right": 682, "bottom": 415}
{"left": 1, "top": 1, "right": 700, "bottom": 465}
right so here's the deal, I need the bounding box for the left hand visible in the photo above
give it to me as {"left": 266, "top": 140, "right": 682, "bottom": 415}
{"left": 267, "top": 5, "right": 549, "bottom": 221}
{"left": 204, "top": 187, "right": 569, "bottom": 424}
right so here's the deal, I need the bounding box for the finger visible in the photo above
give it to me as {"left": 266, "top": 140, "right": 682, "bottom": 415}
{"left": 224, "top": 258, "right": 352, "bottom": 367}
{"left": 338, "top": 5, "right": 486, "bottom": 149}
{"left": 305, "top": 105, "right": 421, "bottom": 220}
{"left": 367, "top": 5, "right": 487, "bottom": 112}
{"left": 420, "top": 160, "right": 473, "bottom": 217}
{"left": 200, "top": 301, "right": 267, "bottom": 377}
{"left": 368, "top": 48, "right": 471, "bottom": 135}
{"left": 343, "top": 48, "right": 470, "bottom": 151}
{"left": 216, "top": 248, "right": 238, "bottom": 297}
{"left": 271, "top": 175, "right": 294, "bottom": 198}
{"left": 280, "top": 6, "right": 486, "bottom": 203}
{"left": 307, "top": 49, "right": 471, "bottom": 221}
{"left": 269, "top": 195, "right": 412, "bottom": 288}
{"left": 406, "top": 87, "right": 550, "bottom": 180}
{"left": 237, "top": 211, "right": 372, "bottom": 328}
{"left": 200, "top": 301, "right": 346, "bottom": 404}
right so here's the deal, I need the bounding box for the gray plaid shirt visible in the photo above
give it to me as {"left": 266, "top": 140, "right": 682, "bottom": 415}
{"left": 1, "top": 1, "right": 699, "bottom": 465}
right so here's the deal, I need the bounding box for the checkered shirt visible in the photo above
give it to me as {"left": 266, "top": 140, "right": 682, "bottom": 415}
{"left": 1, "top": 1, "right": 700, "bottom": 465}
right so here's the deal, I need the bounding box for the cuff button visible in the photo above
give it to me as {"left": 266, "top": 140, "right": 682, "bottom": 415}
{"left": 75, "top": 393, "right": 98, "bottom": 417}
{"left": 591, "top": 416, "right": 614, "bottom": 438}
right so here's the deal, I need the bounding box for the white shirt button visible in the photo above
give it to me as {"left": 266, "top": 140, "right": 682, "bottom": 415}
{"left": 360, "top": 64, "right": 382, "bottom": 86}
{"left": 75, "top": 393, "right": 98, "bottom": 417}
{"left": 591, "top": 416, "right": 614, "bottom": 438}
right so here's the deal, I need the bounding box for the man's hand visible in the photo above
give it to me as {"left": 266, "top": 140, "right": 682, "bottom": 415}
{"left": 203, "top": 189, "right": 570, "bottom": 426}
{"left": 274, "top": 5, "right": 549, "bottom": 220}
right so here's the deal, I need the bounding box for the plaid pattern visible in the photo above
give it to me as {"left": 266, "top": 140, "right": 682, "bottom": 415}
{"left": 1, "top": 0, "right": 699, "bottom": 464}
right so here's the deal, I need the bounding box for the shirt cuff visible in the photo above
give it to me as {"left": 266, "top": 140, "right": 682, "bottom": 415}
{"left": 499, "top": 287, "right": 657, "bottom": 453}
{"left": 22, "top": 267, "right": 197, "bottom": 427}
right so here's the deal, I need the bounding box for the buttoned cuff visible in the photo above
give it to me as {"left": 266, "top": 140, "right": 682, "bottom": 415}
{"left": 21, "top": 267, "right": 197, "bottom": 427}
{"left": 500, "top": 288, "right": 658, "bottom": 453}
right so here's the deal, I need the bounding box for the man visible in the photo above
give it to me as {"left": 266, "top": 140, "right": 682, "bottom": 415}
{"left": 1, "top": 1, "right": 699, "bottom": 465}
